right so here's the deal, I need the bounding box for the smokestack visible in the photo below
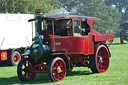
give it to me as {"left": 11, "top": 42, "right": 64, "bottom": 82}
{"left": 35, "top": 9, "right": 43, "bottom": 35}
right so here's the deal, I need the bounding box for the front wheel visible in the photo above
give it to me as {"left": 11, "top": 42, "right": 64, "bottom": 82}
{"left": 89, "top": 44, "right": 110, "bottom": 73}
{"left": 17, "top": 58, "right": 36, "bottom": 81}
{"left": 48, "top": 57, "right": 66, "bottom": 82}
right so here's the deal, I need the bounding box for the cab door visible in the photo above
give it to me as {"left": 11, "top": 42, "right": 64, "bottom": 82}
{"left": 68, "top": 19, "right": 84, "bottom": 54}
{"left": 50, "top": 19, "right": 84, "bottom": 54}
{"left": 81, "top": 19, "right": 94, "bottom": 55}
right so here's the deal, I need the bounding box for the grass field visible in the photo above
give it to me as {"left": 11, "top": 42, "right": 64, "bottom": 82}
{"left": 0, "top": 38, "right": 128, "bottom": 85}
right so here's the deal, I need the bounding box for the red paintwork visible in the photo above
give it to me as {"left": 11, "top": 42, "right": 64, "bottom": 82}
{"left": 42, "top": 15, "right": 114, "bottom": 71}
{"left": 92, "top": 30, "right": 114, "bottom": 42}
{"left": 20, "top": 58, "right": 35, "bottom": 81}
{"left": 71, "top": 55, "right": 89, "bottom": 67}
{"left": 94, "top": 34, "right": 114, "bottom": 42}
{"left": 18, "top": 15, "right": 114, "bottom": 81}
{"left": 96, "top": 45, "right": 110, "bottom": 73}
{"left": 13, "top": 54, "right": 20, "bottom": 64}
{"left": 49, "top": 35, "right": 94, "bottom": 55}
{"left": 51, "top": 58, "right": 66, "bottom": 81}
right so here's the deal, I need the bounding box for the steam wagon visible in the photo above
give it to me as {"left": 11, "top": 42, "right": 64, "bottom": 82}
{"left": 120, "top": 21, "right": 128, "bottom": 44}
{"left": 17, "top": 10, "right": 114, "bottom": 82}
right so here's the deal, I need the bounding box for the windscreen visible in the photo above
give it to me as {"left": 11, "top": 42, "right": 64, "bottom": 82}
{"left": 42, "top": 19, "right": 72, "bottom": 36}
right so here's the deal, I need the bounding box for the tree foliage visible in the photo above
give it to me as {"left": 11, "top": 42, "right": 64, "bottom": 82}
{"left": 104, "top": 0, "right": 128, "bottom": 23}
{"left": 0, "top": 0, "right": 62, "bottom": 14}
{"left": 0, "top": 0, "right": 122, "bottom": 35}
{"left": 62, "top": 0, "right": 122, "bottom": 34}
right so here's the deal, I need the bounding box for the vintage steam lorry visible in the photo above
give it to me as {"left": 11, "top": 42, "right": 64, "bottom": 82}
{"left": 17, "top": 10, "right": 114, "bottom": 82}
{"left": 120, "top": 21, "right": 128, "bottom": 44}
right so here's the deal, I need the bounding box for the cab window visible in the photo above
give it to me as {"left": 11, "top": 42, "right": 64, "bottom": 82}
{"left": 81, "top": 20, "right": 90, "bottom": 36}
{"left": 74, "top": 20, "right": 81, "bottom": 35}
{"left": 42, "top": 19, "right": 73, "bottom": 36}
{"left": 54, "top": 19, "right": 72, "bottom": 36}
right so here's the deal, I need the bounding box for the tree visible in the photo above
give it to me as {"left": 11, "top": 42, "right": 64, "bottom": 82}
{"left": 61, "top": 0, "right": 122, "bottom": 34}
{"left": 104, "top": 0, "right": 128, "bottom": 23}
{"left": 0, "top": 0, "right": 62, "bottom": 14}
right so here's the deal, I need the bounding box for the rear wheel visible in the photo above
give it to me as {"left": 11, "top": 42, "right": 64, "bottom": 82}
{"left": 17, "top": 58, "right": 36, "bottom": 81}
{"left": 89, "top": 45, "right": 110, "bottom": 73}
{"left": 48, "top": 57, "right": 66, "bottom": 82}
{"left": 9, "top": 51, "right": 21, "bottom": 66}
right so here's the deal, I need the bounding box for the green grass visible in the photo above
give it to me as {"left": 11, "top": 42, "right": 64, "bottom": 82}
{"left": 0, "top": 38, "right": 128, "bottom": 85}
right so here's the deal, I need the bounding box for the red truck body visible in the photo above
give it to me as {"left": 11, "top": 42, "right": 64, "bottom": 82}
{"left": 17, "top": 11, "right": 114, "bottom": 82}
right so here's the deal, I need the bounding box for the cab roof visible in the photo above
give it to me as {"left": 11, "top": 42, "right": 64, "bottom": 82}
{"left": 28, "top": 15, "right": 101, "bottom": 22}
{"left": 43, "top": 15, "right": 101, "bottom": 21}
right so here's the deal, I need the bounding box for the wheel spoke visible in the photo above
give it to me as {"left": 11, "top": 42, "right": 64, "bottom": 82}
{"left": 55, "top": 61, "right": 58, "bottom": 67}
{"left": 21, "top": 68, "right": 25, "bottom": 72}
{"left": 50, "top": 58, "right": 66, "bottom": 81}
{"left": 102, "top": 66, "right": 106, "bottom": 69}
{"left": 97, "top": 62, "right": 100, "bottom": 67}
{"left": 53, "top": 65, "right": 57, "bottom": 73}
{"left": 103, "top": 61, "right": 108, "bottom": 69}
{"left": 52, "top": 66, "right": 56, "bottom": 70}
{"left": 59, "top": 61, "right": 62, "bottom": 67}
{"left": 99, "top": 63, "right": 103, "bottom": 71}
{"left": 17, "top": 58, "right": 35, "bottom": 81}
{"left": 53, "top": 73, "right": 56, "bottom": 80}
{"left": 28, "top": 62, "right": 32, "bottom": 69}
{"left": 57, "top": 73, "right": 60, "bottom": 80}
{"left": 23, "top": 72, "right": 27, "bottom": 79}
{"left": 90, "top": 45, "right": 110, "bottom": 73}
{"left": 98, "top": 49, "right": 102, "bottom": 55}
{"left": 28, "top": 72, "right": 30, "bottom": 79}
{"left": 23, "top": 62, "right": 26, "bottom": 68}
{"left": 60, "top": 71, "right": 64, "bottom": 77}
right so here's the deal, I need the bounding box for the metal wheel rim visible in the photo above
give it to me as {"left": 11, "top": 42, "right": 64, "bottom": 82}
{"left": 96, "top": 46, "right": 109, "bottom": 73}
{"left": 13, "top": 54, "right": 20, "bottom": 64}
{"left": 20, "top": 59, "right": 35, "bottom": 81}
{"left": 52, "top": 59, "right": 66, "bottom": 81}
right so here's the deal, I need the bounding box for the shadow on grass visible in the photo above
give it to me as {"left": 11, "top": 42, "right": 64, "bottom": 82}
{"left": 0, "top": 74, "right": 51, "bottom": 85}
{"left": 0, "top": 70, "right": 93, "bottom": 84}
{"left": 67, "top": 70, "right": 93, "bottom": 76}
